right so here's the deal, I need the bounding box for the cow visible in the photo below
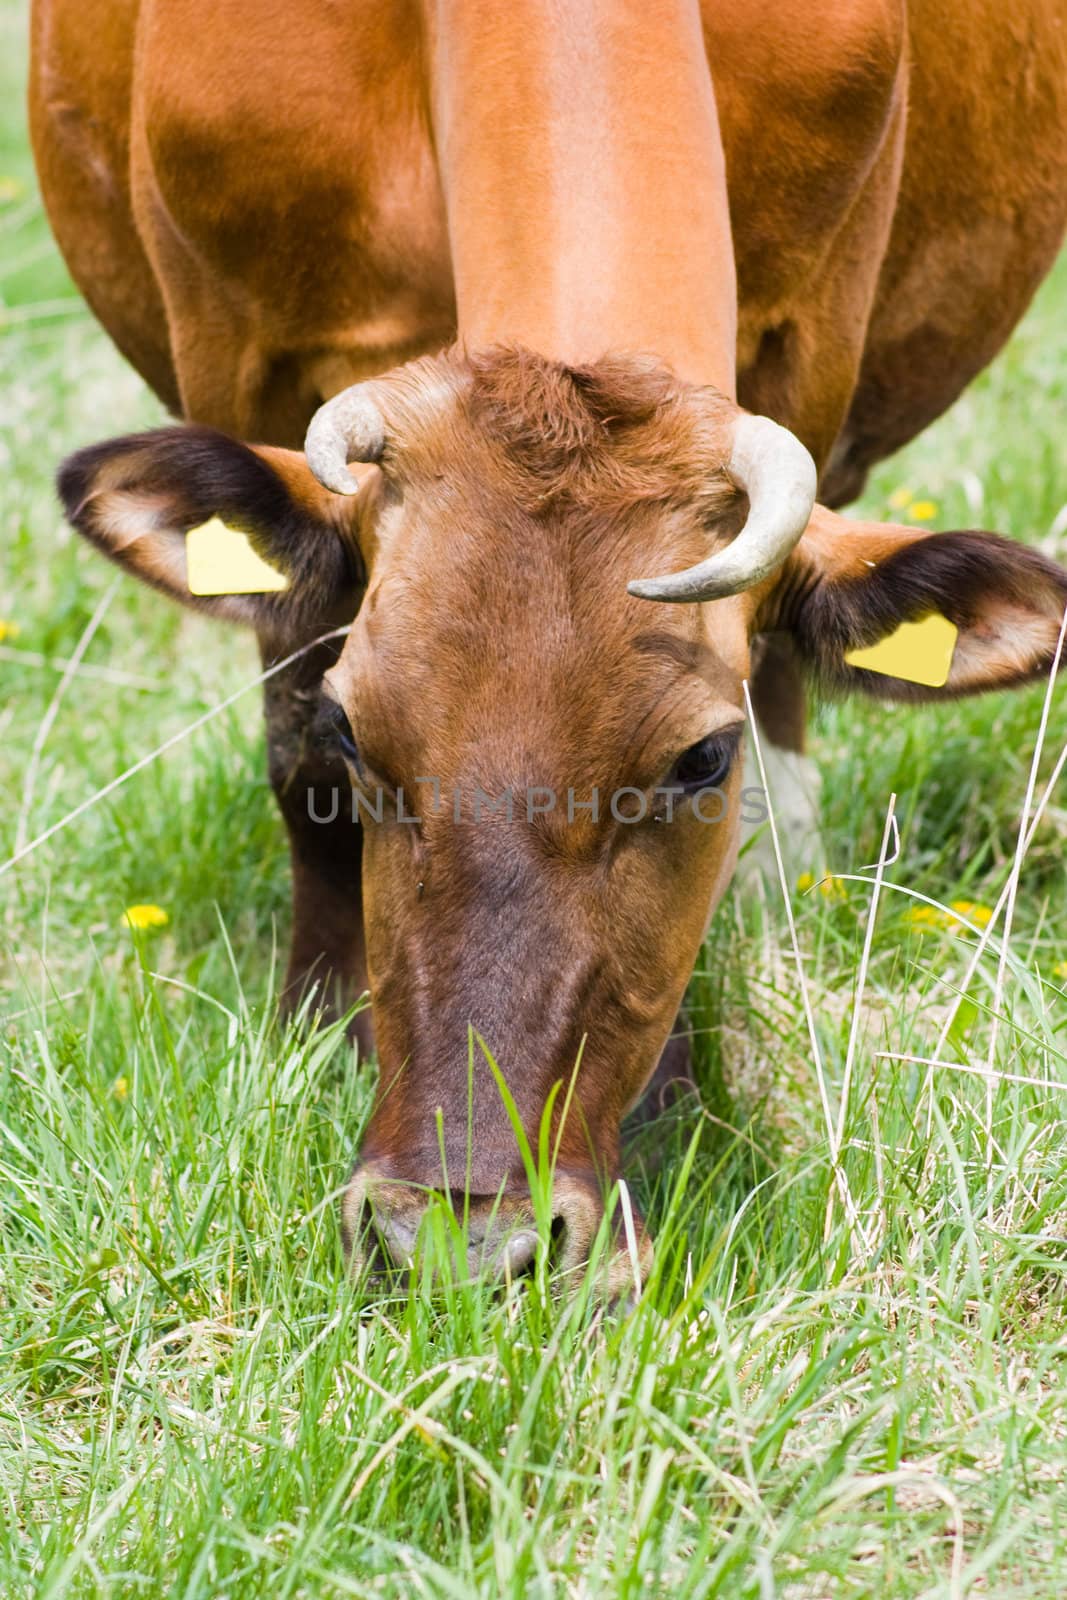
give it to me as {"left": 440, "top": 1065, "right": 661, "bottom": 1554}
{"left": 31, "top": 0, "right": 1067, "bottom": 1288}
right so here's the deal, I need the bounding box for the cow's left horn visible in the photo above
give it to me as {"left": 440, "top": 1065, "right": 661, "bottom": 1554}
{"left": 304, "top": 385, "right": 387, "bottom": 496}
{"left": 627, "top": 414, "right": 817, "bottom": 602}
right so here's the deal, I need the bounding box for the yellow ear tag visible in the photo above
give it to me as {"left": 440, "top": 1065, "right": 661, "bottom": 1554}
{"left": 185, "top": 517, "right": 289, "bottom": 596}
{"left": 845, "top": 612, "right": 958, "bottom": 688}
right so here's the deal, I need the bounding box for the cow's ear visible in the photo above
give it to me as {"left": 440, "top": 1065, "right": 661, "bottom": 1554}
{"left": 57, "top": 426, "right": 367, "bottom": 627}
{"left": 757, "top": 507, "right": 1067, "bottom": 700}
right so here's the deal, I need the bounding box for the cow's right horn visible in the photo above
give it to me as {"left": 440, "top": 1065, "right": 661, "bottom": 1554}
{"left": 304, "top": 385, "right": 387, "bottom": 496}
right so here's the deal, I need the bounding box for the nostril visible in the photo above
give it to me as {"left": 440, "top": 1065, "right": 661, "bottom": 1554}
{"left": 551, "top": 1181, "right": 602, "bottom": 1275}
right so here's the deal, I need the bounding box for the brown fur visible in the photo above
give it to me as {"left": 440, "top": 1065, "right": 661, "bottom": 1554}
{"left": 57, "top": 349, "right": 1067, "bottom": 1269}
{"left": 34, "top": 0, "right": 1067, "bottom": 1269}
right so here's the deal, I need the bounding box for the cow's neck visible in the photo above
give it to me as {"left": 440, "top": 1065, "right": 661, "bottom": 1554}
{"left": 425, "top": 0, "right": 737, "bottom": 393}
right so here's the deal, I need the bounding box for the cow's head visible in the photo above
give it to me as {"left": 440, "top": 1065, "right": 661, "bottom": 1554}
{"left": 59, "top": 348, "right": 1067, "bottom": 1288}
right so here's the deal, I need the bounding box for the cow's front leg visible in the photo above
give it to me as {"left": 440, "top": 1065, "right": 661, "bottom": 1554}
{"left": 740, "top": 634, "right": 823, "bottom": 880}
{"left": 259, "top": 628, "right": 373, "bottom": 1055}
{"left": 622, "top": 1017, "right": 700, "bottom": 1165}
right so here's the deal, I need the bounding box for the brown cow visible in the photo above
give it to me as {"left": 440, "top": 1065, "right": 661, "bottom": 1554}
{"left": 32, "top": 0, "right": 1067, "bottom": 1287}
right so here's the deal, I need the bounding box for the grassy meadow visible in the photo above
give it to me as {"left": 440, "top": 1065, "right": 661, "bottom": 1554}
{"left": 3, "top": 3, "right": 1067, "bottom": 1595}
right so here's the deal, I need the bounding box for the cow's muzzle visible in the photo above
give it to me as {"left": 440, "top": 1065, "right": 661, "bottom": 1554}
{"left": 342, "top": 1162, "right": 651, "bottom": 1294}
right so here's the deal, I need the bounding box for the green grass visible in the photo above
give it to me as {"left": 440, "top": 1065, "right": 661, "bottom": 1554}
{"left": 4, "top": 3, "right": 1067, "bottom": 1594}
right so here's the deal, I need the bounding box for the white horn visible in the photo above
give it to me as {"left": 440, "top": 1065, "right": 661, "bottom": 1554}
{"left": 627, "top": 414, "right": 817, "bottom": 603}
{"left": 304, "top": 385, "right": 387, "bottom": 496}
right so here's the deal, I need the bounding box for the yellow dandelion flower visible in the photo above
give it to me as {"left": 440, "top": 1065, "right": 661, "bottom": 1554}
{"left": 908, "top": 500, "right": 938, "bottom": 521}
{"left": 907, "top": 900, "right": 993, "bottom": 935}
{"left": 888, "top": 487, "right": 914, "bottom": 510}
{"left": 906, "top": 903, "right": 952, "bottom": 931}
{"left": 112, "top": 1076, "right": 129, "bottom": 1101}
{"left": 797, "top": 872, "right": 846, "bottom": 902}
{"left": 949, "top": 900, "right": 993, "bottom": 928}
{"left": 1053, "top": 961, "right": 1067, "bottom": 983}
{"left": 122, "top": 903, "right": 169, "bottom": 932}
{"left": 0, "top": 176, "right": 24, "bottom": 204}
{"left": 0, "top": 619, "right": 21, "bottom": 642}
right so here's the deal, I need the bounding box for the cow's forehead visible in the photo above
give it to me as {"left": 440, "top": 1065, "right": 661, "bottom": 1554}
{"left": 326, "top": 346, "right": 749, "bottom": 745}
{"left": 329, "top": 502, "right": 746, "bottom": 789}
{"left": 352, "top": 489, "right": 742, "bottom": 674}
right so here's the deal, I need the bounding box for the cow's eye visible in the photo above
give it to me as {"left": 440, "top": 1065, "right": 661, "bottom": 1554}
{"left": 335, "top": 721, "right": 360, "bottom": 766}
{"left": 672, "top": 731, "right": 739, "bottom": 793}
{"left": 315, "top": 696, "right": 361, "bottom": 769}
